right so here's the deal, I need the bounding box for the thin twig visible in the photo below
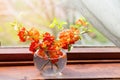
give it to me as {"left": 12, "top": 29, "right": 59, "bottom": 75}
{"left": 40, "top": 60, "right": 50, "bottom": 71}
{"left": 54, "top": 63, "right": 59, "bottom": 70}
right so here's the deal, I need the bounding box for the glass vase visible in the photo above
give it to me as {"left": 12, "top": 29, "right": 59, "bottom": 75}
{"left": 33, "top": 49, "right": 67, "bottom": 76}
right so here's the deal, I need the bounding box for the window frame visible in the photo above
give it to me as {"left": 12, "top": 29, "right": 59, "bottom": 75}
{"left": 0, "top": 46, "right": 120, "bottom": 60}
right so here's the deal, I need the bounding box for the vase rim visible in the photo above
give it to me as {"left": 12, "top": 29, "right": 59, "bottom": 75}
{"left": 35, "top": 50, "right": 67, "bottom": 60}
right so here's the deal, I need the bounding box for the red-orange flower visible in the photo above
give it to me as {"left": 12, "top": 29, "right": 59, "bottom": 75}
{"left": 42, "top": 32, "right": 55, "bottom": 48}
{"left": 49, "top": 51, "right": 59, "bottom": 64}
{"left": 29, "top": 41, "right": 39, "bottom": 53}
{"left": 59, "top": 28, "right": 80, "bottom": 49}
{"left": 28, "top": 27, "right": 40, "bottom": 42}
{"left": 37, "top": 49, "right": 47, "bottom": 59}
{"left": 48, "top": 41, "right": 61, "bottom": 50}
{"left": 76, "top": 19, "right": 87, "bottom": 26}
{"left": 43, "top": 32, "right": 54, "bottom": 42}
{"left": 18, "top": 27, "right": 27, "bottom": 42}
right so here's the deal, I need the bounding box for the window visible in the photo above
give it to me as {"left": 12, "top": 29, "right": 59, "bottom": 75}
{"left": 0, "top": 0, "right": 115, "bottom": 47}
{"left": 0, "top": 0, "right": 120, "bottom": 64}
{"left": 0, "top": 1, "right": 120, "bottom": 80}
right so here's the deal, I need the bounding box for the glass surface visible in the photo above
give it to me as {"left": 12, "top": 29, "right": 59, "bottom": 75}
{"left": 0, "top": 0, "right": 115, "bottom": 47}
{"left": 34, "top": 49, "right": 67, "bottom": 76}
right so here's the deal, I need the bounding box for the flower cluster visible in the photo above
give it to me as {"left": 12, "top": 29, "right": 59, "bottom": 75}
{"left": 13, "top": 17, "right": 89, "bottom": 63}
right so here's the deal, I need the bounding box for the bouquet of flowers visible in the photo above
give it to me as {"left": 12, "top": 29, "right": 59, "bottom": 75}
{"left": 11, "top": 17, "right": 90, "bottom": 75}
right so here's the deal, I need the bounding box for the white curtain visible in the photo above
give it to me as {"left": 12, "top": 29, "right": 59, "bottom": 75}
{"left": 62, "top": 0, "right": 120, "bottom": 47}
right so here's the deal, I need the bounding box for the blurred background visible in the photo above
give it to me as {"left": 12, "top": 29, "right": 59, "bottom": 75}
{"left": 0, "top": 0, "right": 114, "bottom": 47}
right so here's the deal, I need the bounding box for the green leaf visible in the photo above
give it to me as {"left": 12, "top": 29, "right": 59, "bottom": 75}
{"left": 10, "top": 20, "right": 24, "bottom": 31}
{"left": 49, "top": 18, "right": 67, "bottom": 30}
{"left": 53, "top": 18, "right": 57, "bottom": 23}
{"left": 87, "top": 29, "right": 92, "bottom": 32}
{"left": 49, "top": 23, "right": 55, "bottom": 28}
{"left": 80, "top": 31, "right": 86, "bottom": 34}
{"left": 68, "top": 44, "right": 72, "bottom": 51}
{"left": 80, "top": 16, "right": 87, "bottom": 22}
{"left": 58, "top": 25, "right": 63, "bottom": 30}
{"left": 49, "top": 18, "right": 57, "bottom": 28}
{"left": 60, "top": 22, "right": 67, "bottom": 25}
{"left": 10, "top": 21, "right": 17, "bottom": 27}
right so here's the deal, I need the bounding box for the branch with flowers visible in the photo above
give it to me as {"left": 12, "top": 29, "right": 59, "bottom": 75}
{"left": 11, "top": 17, "right": 90, "bottom": 71}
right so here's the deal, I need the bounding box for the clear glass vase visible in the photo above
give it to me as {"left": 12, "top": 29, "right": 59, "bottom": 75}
{"left": 33, "top": 49, "right": 67, "bottom": 76}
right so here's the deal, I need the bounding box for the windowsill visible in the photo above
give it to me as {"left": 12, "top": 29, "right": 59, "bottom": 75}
{"left": 0, "top": 47, "right": 120, "bottom": 79}
{"left": 0, "top": 63, "right": 120, "bottom": 79}
{"left": 0, "top": 47, "right": 120, "bottom": 61}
